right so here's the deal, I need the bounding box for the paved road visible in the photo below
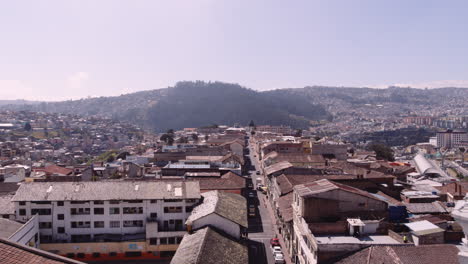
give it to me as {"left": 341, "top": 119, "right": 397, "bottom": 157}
{"left": 245, "top": 137, "right": 276, "bottom": 264}
{"left": 447, "top": 161, "right": 468, "bottom": 177}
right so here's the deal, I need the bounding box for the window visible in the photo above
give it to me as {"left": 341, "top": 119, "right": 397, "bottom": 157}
{"left": 150, "top": 200, "right": 157, "bottom": 204}
{"left": 109, "top": 208, "right": 120, "bottom": 214}
{"left": 164, "top": 207, "right": 182, "bottom": 213}
{"left": 19, "top": 202, "right": 26, "bottom": 206}
{"left": 164, "top": 199, "right": 182, "bottom": 203}
{"left": 168, "top": 237, "right": 176, "bottom": 244}
{"left": 57, "top": 201, "right": 64, "bottom": 206}
{"left": 185, "top": 206, "right": 193, "bottom": 213}
{"left": 150, "top": 213, "right": 158, "bottom": 219}
{"left": 110, "top": 221, "right": 120, "bottom": 228}
{"left": 66, "top": 253, "right": 75, "bottom": 258}
{"left": 19, "top": 209, "right": 26, "bottom": 216}
{"left": 58, "top": 227, "right": 65, "bottom": 233}
{"left": 76, "top": 253, "right": 85, "bottom": 258}
{"left": 39, "top": 222, "right": 52, "bottom": 229}
{"left": 124, "top": 200, "right": 143, "bottom": 203}
{"left": 92, "top": 252, "right": 100, "bottom": 258}
{"left": 31, "top": 209, "right": 51, "bottom": 215}
{"left": 186, "top": 199, "right": 197, "bottom": 203}
{"left": 57, "top": 214, "right": 64, "bottom": 220}
{"left": 71, "top": 221, "right": 91, "bottom": 228}
{"left": 150, "top": 238, "right": 158, "bottom": 245}
{"left": 160, "top": 251, "right": 175, "bottom": 258}
{"left": 125, "top": 252, "right": 142, "bottom": 257}
{"left": 94, "top": 208, "right": 104, "bottom": 215}
{"left": 93, "top": 201, "right": 104, "bottom": 205}
{"left": 176, "top": 237, "right": 183, "bottom": 243}
{"left": 110, "top": 200, "right": 120, "bottom": 204}
{"left": 123, "top": 207, "right": 143, "bottom": 214}
{"left": 32, "top": 201, "right": 51, "bottom": 205}
{"left": 123, "top": 220, "right": 143, "bottom": 227}
{"left": 40, "top": 235, "right": 52, "bottom": 243}
{"left": 70, "top": 201, "right": 87, "bottom": 204}
{"left": 160, "top": 237, "right": 168, "bottom": 245}
{"left": 94, "top": 221, "right": 105, "bottom": 228}
{"left": 358, "top": 202, "right": 366, "bottom": 207}
{"left": 109, "top": 252, "right": 117, "bottom": 257}
{"left": 70, "top": 208, "right": 90, "bottom": 215}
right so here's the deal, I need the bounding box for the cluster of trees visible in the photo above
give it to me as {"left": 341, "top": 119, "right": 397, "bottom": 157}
{"left": 367, "top": 143, "right": 395, "bottom": 161}
{"left": 146, "top": 81, "right": 330, "bottom": 131}
{"left": 160, "top": 129, "right": 175, "bottom": 145}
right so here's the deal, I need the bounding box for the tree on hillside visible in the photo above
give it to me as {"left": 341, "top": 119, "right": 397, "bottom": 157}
{"left": 160, "top": 133, "right": 174, "bottom": 145}
{"left": 177, "top": 136, "right": 189, "bottom": 144}
{"left": 294, "top": 129, "right": 303, "bottom": 137}
{"left": 24, "top": 122, "right": 32, "bottom": 131}
{"left": 249, "top": 120, "right": 255, "bottom": 127}
{"left": 191, "top": 134, "right": 199, "bottom": 142}
{"left": 368, "top": 143, "right": 395, "bottom": 161}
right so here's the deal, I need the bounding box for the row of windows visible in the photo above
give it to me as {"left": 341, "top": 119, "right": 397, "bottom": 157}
{"left": 21, "top": 207, "right": 148, "bottom": 216}
{"left": 19, "top": 199, "right": 196, "bottom": 206}
{"left": 149, "top": 236, "right": 183, "bottom": 245}
{"left": 65, "top": 251, "right": 175, "bottom": 259}
{"left": 47, "top": 220, "right": 146, "bottom": 230}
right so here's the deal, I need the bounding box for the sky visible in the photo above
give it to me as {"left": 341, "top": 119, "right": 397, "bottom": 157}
{"left": 1, "top": 0, "right": 468, "bottom": 101}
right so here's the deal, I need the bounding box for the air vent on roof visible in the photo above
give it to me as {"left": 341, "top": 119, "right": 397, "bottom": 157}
{"left": 46, "top": 186, "right": 53, "bottom": 193}
{"left": 167, "top": 184, "right": 172, "bottom": 192}
{"left": 135, "top": 185, "right": 139, "bottom": 191}
{"left": 174, "top": 187, "right": 182, "bottom": 197}
{"left": 75, "top": 185, "right": 80, "bottom": 192}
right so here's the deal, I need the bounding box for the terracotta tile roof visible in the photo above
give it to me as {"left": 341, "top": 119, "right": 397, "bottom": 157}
{"left": 0, "top": 182, "right": 20, "bottom": 195}
{"left": 336, "top": 244, "right": 460, "bottom": 264}
{"left": 0, "top": 194, "right": 15, "bottom": 215}
{"left": 264, "top": 161, "right": 293, "bottom": 175}
{"left": 277, "top": 193, "right": 293, "bottom": 222}
{"left": 42, "top": 165, "right": 73, "bottom": 176}
{"left": 405, "top": 202, "right": 448, "bottom": 214}
{"left": 170, "top": 227, "right": 248, "bottom": 264}
{"left": 196, "top": 172, "right": 245, "bottom": 191}
{"left": 436, "top": 181, "right": 468, "bottom": 196}
{"left": 0, "top": 238, "right": 84, "bottom": 264}
{"left": 187, "top": 190, "right": 247, "bottom": 228}
{"left": 295, "top": 179, "right": 383, "bottom": 201}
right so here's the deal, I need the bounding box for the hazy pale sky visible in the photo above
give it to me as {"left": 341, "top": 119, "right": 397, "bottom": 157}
{"left": 1, "top": 0, "right": 468, "bottom": 101}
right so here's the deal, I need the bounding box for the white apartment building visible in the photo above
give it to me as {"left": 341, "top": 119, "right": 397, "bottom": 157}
{"left": 12, "top": 181, "right": 200, "bottom": 245}
{"left": 437, "top": 130, "right": 468, "bottom": 149}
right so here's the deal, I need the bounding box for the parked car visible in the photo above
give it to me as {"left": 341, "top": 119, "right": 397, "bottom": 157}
{"left": 270, "top": 238, "right": 280, "bottom": 247}
{"left": 272, "top": 246, "right": 282, "bottom": 255}
{"left": 274, "top": 253, "right": 286, "bottom": 264}
{"left": 256, "top": 171, "right": 260, "bottom": 175}
{"left": 247, "top": 182, "right": 253, "bottom": 189}
{"left": 248, "top": 205, "right": 256, "bottom": 218}
{"left": 248, "top": 192, "right": 256, "bottom": 198}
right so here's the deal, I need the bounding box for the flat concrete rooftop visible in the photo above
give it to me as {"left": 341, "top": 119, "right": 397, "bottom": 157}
{"left": 316, "top": 235, "right": 400, "bottom": 245}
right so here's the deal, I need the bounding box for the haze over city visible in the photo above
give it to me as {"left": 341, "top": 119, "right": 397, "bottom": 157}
{"left": 1, "top": 0, "right": 468, "bottom": 100}
{"left": 0, "top": 2, "right": 468, "bottom": 264}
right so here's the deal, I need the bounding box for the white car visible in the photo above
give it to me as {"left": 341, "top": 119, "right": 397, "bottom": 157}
{"left": 272, "top": 246, "right": 282, "bottom": 255}
{"left": 274, "top": 253, "right": 286, "bottom": 264}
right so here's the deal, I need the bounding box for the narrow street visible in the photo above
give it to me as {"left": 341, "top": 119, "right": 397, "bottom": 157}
{"left": 245, "top": 137, "right": 277, "bottom": 264}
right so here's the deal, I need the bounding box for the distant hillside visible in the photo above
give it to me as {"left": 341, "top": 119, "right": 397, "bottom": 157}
{"left": 3, "top": 82, "right": 467, "bottom": 132}
{"left": 0, "top": 100, "right": 42, "bottom": 106}
{"left": 280, "top": 85, "right": 468, "bottom": 108}
{"left": 4, "top": 81, "right": 330, "bottom": 131}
